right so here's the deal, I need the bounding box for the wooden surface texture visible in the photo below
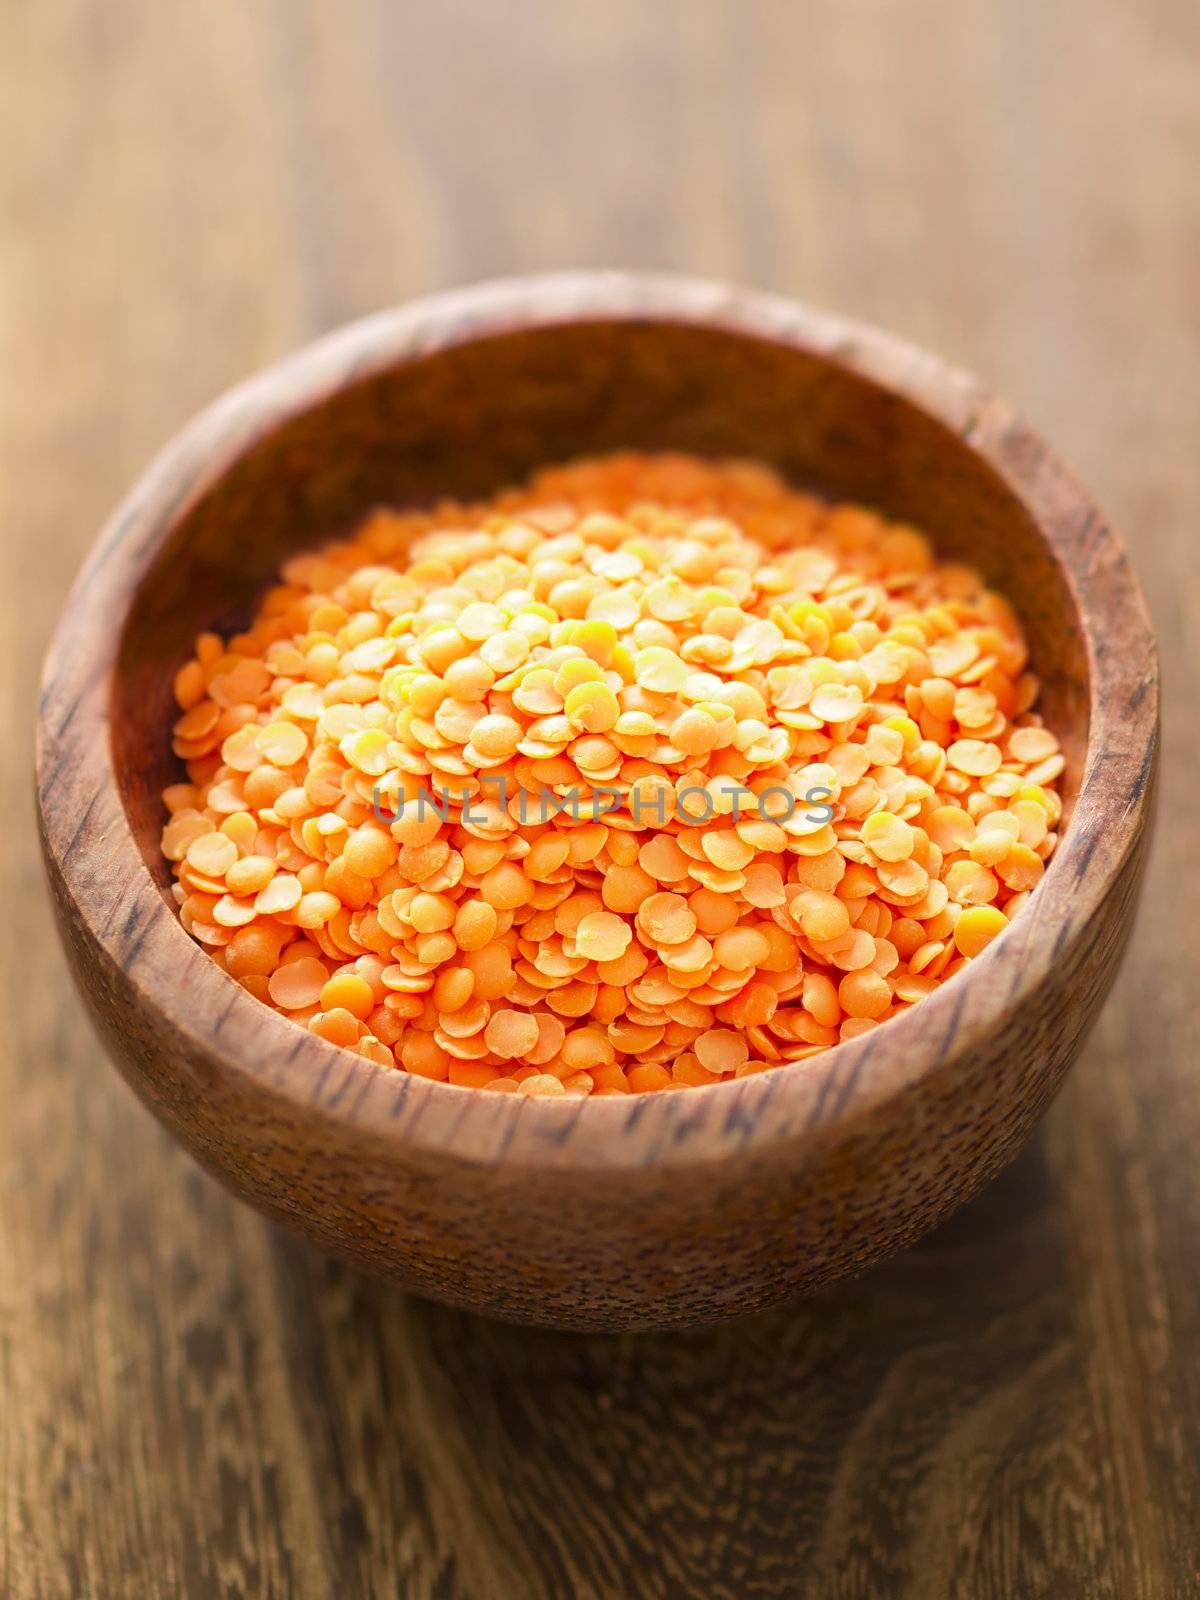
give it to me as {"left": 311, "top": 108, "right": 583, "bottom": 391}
{"left": 3, "top": 2, "right": 1197, "bottom": 1595}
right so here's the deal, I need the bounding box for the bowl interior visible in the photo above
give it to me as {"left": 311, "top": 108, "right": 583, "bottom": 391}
{"left": 112, "top": 319, "right": 1088, "bottom": 892}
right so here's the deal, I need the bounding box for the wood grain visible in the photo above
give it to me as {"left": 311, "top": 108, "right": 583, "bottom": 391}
{"left": 3, "top": 1, "right": 1197, "bottom": 1596}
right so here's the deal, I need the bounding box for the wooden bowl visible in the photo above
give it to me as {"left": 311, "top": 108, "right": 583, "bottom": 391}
{"left": 36, "top": 273, "right": 1159, "bottom": 1332}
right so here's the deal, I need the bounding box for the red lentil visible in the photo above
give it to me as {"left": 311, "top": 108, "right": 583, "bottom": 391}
{"left": 162, "top": 453, "right": 1063, "bottom": 1092}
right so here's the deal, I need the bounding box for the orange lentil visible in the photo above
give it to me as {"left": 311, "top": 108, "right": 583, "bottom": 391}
{"left": 694, "top": 1029, "right": 750, "bottom": 1074}
{"left": 448, "top": 1060, "right": 501, "bottom": 1089}
{"left": 829, "top": 929, "right": 877, "bottom": 972}
{"left": 402, "top": 1032, "right": 451, "bottom": 1079}
{"left": 945, "top": 860, "right": 999, "bottom": 905}
{"left": 627, "top": 1062, "right": 673, "bottom": 1093}
{"left": 602, "top": 863, "right": 657, "bottom": 914}
{"left": 588, "top": 1062, "right": 631, "bottom": 1093}
{"left": 838, "top": 970, "right": 892, "bottom": 1020}
{"left": 185, "top": 831, "right": 238, "bottom": 878}
{"left": 596, "top": 945, "right": 648, "bottom": 987}
{"left": 529, "top": 1013, "right": 567, "bottom": 1063}
{"left": 713, "top": 926, "right": 771, "bottom": 970}
{"left": 948, "top": 739, "right": 1003, "bottom": 778}
{"left": 485, "top": 1009, "right": 540, "bottom": 1059}
{"left": 268, "top": 957, "right": 328, "bottom": 1011}
{"left": 432, "top": 966, "right": 474, "bottom": 1013}
{"left": 343, "top": 824, "right": 397, "bottom": 879}
{"left": 996, "top": 841, "right": 1044, "bottom": 892}
{"left": 162, "top": 453, "right": 1062, "bottom": 1091}
{"left": 724, "top": 980, "right": 778, "bottom": 1027}
{"left": 561, "top": 1027, "right": 615, "bottom": 1071}
{"left": 519, "top": 1073, "right": 567, "bottom": 1097}
{"left": 840, "top": 1017, "right": 879, "bottom": 1042}
{"left": 410, "top": 892, "right": 456, "bottom": 933}
{"left": 689, "top": 887, "right": 740, "bottom": 935}
{"left": 954, "top": 905, "right": 1010, "bottom": 958}
{"left": 295, "top": 890, "right": 340, "bottom": 928}
{"left": 225, "top": 925, "right": 286, "bottom": 979}
{"left": 637, "top": 892, "right": 697, "bottom": 946}
{"left": 319, "top": 973, "right": 375, "bottom": 1020}
{"left": 438, "top": 998, "right": 489, "bottom": 1038}
{"left": 876, "top": 858, "right": 929, "bottom": 900}
{"left": 463, "top": 943, "right": 514, "bottom": 1001}
{"left": 225, "top": 855, "right": 276, "bottom": 896}
{"left": 791, "top": 890, "right": 851, "bottom": 944}
{"left": 802, "top": 971, "right": 841, "bottom": 1029}
{"left": 393, "top": 799, "right": 443, "bottom": 848}
{"left": 310, "top": 1007, "right": 360, "bottom": 1049}
{"left": 480, "top": 862, "right": 533, "bottom": 910}
{"left": 742, "top": 863, "right": 786, "bottom": 909}
{"left": 672, "top": 1054, "right": 723, "bottom": 1087}
{"left": 575, "top": 911, "right": 633, "bottom": 962}
{"left": 1009, "top": 726, "right": 1059, "bottom": 764}
{"left": 969, "top": 825, "right": 1017, "bottom": 867}
{"left": 640, "top": 834, "right": 691, "bottom": 882}
{"left": 453, "top": 901, "right": 498, "bottom": 951}
{"left": 525, "top": 833, "right": 572, "bottom": 880}
{"left": 323, "top": 857, "right": 373, "bottom": 910}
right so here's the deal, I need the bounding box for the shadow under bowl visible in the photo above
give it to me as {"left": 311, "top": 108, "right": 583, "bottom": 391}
{"left": 36, "top": 273, "right": 1159, "bottom": 1331}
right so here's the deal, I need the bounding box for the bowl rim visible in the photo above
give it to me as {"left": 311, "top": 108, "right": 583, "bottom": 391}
{"left": 35, "top": 270, "right": 1160, "bottom": 1172}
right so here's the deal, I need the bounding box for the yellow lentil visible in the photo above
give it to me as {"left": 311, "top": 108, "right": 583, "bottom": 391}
{"left": 162, "top": 453, "right": 1062, "bottom": 1092}
{"left": 954, "top": 905, "right": 1010, "bottom": 957}
{"left": 861, "top": 812, "right": 915, "bottom": 863}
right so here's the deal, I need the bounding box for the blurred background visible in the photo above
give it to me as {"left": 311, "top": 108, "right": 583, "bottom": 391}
{"left": 3, "top": 3, "right": 1197, "bottom": 1597}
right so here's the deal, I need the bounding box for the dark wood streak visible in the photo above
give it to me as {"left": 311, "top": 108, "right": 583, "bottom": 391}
{"left": 346, "top": 1066, "right": 386, "bottom": 1125}
{"left": 325, "top": 1060, "right": 366, "bottom": 1113}
{"left": 309, "top": 1055, "right": 338, "bottom": 1104}
{"left": 385, "top": 1070, "right": 417, "bottom": 1120}
{"left": 622, "top": 1095, "right": 655, "bottom": 1134}
{"left": 212, "top": 992, "right": 239, "bottom": 1038}
{"left": 121, "top": 922, "right": 155, "bottom": 971}
{"left": 492, "top": 1107, "right": 521, "bottom": 1164}
{"left": 828, "top": 1035, "right": 880, "bottom": 1123}
{"left": 1133, "top": 738, "right": 1158, "bottom": 801}
{"left": 50, "top": 682, "right": 88, "bottom": 738}
{"left": 1128, "top": 674, "right": 1153, "bottom": 711}
{"left": 121, "top": 901, "right": 165, "bottom": 963}
{"left": 70, "top": 497, "right": 145, "bottom": 591}
{"left": 722, "top": 1076, "right": 774, "bottom": 1140}
{"left": 668, "top": 1102, "right": 712, "bottom": 1147}
{"left": 1073, "top": 825, "right": 1105, "bottom": 882}
{"left": 802, "top": 1049, "right": 843, "bottom": 1131}
{"left": 934, "top": 987, "right": 970, "bottom": 1062}
{"left": 56, "top": 787, "right": 103, "bottom": 862}
{"left": 536, "top": 1107, "right": 586, "bottom": 1147}
{"left": 121, "top": 897, "right": 152, "bottom": 940}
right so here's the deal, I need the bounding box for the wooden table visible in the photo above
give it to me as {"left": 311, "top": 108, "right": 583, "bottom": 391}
{"left": 3, "top": 2, "right": 1196, "bottom": 1595}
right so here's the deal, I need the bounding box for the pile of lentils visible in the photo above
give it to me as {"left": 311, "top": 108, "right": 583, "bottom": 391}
{"left": 160, "top": 453, "right": 1063, "bottom": 1095}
